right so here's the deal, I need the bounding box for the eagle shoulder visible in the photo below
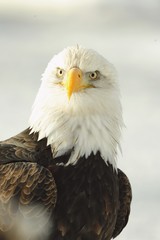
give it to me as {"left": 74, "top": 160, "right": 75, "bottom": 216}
{"left": 0, "top": 128, "right": 52, "bottom": 165}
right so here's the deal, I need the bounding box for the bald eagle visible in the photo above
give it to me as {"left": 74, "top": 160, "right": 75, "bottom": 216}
{"left": 0, "top": 46, "right": 132, "bottom": 240}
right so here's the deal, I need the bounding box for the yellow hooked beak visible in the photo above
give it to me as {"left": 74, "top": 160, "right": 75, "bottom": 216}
{"left": 64, "top": 67, "right": 91, "bottom": 99}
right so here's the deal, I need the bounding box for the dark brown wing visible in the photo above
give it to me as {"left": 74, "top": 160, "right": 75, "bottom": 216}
{"left": 112, "top": 168, "right": 132, "bottom": 238}
{"left": 0, "top": 128, "right": 52, "bottom": 166}
{"left": 0, "top": 162, "right": 57, "bottom": 239}
{"left": 1, "top": 128, "right": 39, "bottom": 148}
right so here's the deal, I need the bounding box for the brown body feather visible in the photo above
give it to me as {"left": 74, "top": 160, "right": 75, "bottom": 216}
{"left": 0, "top": 129, "right": 132, "bottom": 240}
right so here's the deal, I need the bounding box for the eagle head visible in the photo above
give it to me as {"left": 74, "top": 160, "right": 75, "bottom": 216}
{"left": 29, "top": 46, "right": 123, "bottom": 168}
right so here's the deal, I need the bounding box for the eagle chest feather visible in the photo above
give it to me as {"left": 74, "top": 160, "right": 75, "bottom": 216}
{"left": 52, "top": 153, "right": 119, "bottom": 239}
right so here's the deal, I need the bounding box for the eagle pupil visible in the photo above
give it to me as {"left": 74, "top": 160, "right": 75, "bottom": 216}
{"left": 91, "top": 73, "right": 95, "bottom": 77}
{"left": 90, "top": 72, "right": 97, "bottom": 79}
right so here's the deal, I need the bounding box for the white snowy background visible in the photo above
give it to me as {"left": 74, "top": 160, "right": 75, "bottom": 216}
{"left": 0, "top": 0, "right": 160, "bottom": 239}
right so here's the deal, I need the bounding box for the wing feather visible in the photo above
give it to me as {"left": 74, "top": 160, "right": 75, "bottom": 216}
{"left": 112, "top": 168, "right": 132, "bottom": 238}
{"left": 0, "top": 128, "right": 51, "bottom": 165}
{"left": 0, "top": 162, "right": 57, "bottom": 234}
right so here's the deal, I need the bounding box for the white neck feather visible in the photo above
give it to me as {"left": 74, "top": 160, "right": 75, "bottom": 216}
{"left": 29, "top": 81, "right": 123, "bottom": 169}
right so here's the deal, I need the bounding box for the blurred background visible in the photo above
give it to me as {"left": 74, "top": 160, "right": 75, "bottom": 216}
{"left": 0, "top": 0, "right": 160, "bottom": 239}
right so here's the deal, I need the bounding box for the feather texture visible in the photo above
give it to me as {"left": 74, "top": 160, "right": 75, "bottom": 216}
{"left": 0, "top": 129, "right": 131, "bottom": 240}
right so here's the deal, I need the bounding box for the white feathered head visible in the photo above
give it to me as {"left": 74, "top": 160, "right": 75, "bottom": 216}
{"left": 29, "top": 46, "right": 123, "bottom": 168}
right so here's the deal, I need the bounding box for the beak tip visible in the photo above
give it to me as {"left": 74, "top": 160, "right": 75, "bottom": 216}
{"left": 67, "top": 92, "right": 72, "bottom": 100}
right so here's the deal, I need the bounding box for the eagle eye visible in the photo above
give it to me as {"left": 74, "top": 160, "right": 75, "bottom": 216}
{"left": 56, "top": 68, "right": 65, "bottom": 78}
{"left": 89, "top": 71, "right": 99, "bottom": 80}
